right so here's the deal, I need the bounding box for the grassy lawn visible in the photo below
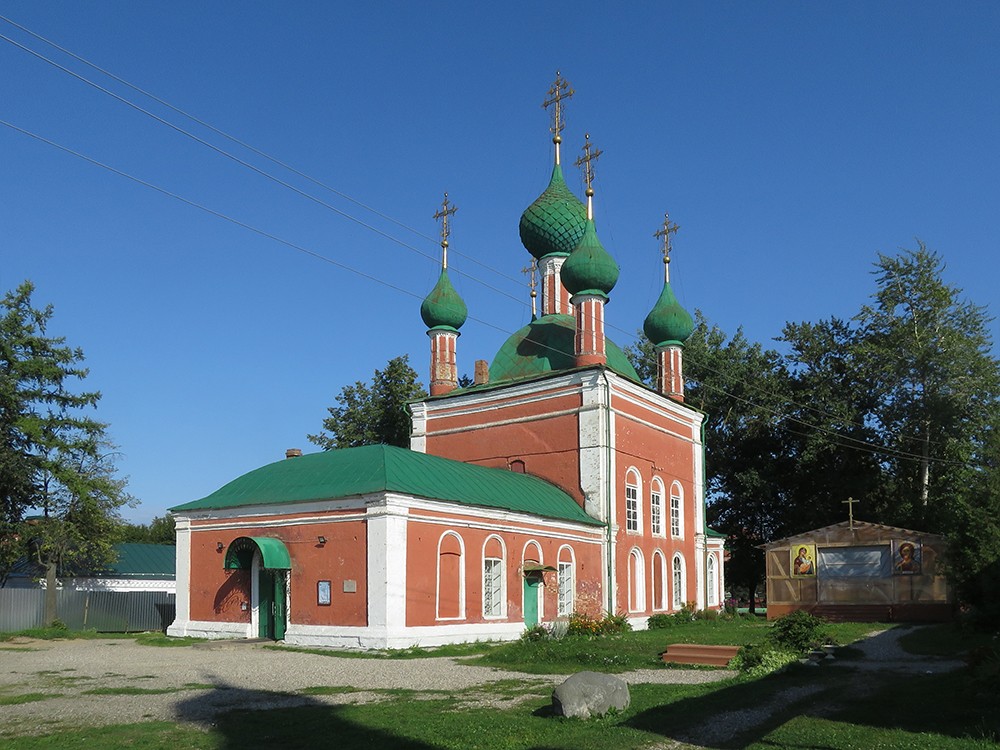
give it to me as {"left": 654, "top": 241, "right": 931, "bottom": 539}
{"left": 2, "top": 620, "right": 997, "bottom": 749}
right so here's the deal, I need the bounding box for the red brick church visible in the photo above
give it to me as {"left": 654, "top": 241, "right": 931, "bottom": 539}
{"left": 168, "top": 78, "right": 725, "bottom": 648}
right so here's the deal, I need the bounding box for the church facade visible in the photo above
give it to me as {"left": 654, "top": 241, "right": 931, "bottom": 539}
{"left": 167, "top": 78, "right": 725, "bottom": 648}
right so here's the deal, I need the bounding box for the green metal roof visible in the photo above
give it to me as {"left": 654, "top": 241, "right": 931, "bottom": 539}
{"left": 560, "top": 219, "right": 619, "bottom": 298}
{"left": 519, "top": 163, "right": 587, "bottom": 260}
{"left": 225, "top": 536, "right": 291, "bottom": 570}
{"left": 110, "top": 543, "right": 177, "bottom": 577}
{"left": 420, "top": 268, "right": 467, "bottom": 331}
{"left": 489, "top": 313, "right": 640, "bottom": 384}
{"left": 643, "top": 279, "right": 693, "bottom": 347}
{"left": 171, "top": 444, "right": 601, "bottom": 526}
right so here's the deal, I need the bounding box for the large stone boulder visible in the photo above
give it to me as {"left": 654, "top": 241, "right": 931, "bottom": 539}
{"left": 552, "top": 671, "right": 630, "bottom": 719}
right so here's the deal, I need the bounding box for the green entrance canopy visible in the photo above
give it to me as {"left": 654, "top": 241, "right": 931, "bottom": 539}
{"left": 224, "top": 536, "right": 291, "bottom": 571}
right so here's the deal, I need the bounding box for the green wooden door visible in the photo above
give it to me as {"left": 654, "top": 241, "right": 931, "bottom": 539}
{"left": 273, "top": 573, "right": 286, "bottom": 641}
{"left": 258, "top": 570, "right": 274, "bottom": 639}
{"left": 523, "top": 574, "right": 542, "bottom": 627}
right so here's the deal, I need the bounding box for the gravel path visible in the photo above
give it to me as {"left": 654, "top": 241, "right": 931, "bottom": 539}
{"left": 0, "top": 637, "right": 733, "bottom": 736}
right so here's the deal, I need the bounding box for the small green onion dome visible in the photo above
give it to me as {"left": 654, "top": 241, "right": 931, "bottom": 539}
{"left": 518, "top": 164, "right": 587, "bottom": 260}
{"left": 420, "top": 268, "right": 468, "bottom": 331}
{"left": 643, "top": 280, "right": 693, "bottom": 346}
{"left": 560, "top": 219, "right": 620, "bottom": 298}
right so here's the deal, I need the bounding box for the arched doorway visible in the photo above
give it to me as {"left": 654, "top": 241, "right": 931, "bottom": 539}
{"left": 224, "top": 537, "right": 291, "bottom": 640}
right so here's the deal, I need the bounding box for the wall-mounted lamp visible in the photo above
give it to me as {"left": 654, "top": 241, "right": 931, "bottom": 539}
{"left": 317, "top": 535, "right": 327, "bottom": 545}
{"left": 216, "top": 542, "right": 224, "bottom": 552}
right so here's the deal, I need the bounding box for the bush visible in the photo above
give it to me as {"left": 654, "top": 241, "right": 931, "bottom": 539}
{"left": 769, "top": 610, "right": 830, "bottom": 652}
{"left": 647, "top": 613, "right": 674, "bottom": 629}
{"left": 730, "top": 643, "right": 798, "bottom": 678}
{"left": 566, "top": 611, "right": 633, "bottom": 637}
{"left": 521, "top": 625, "right": 549, "bottom": 642}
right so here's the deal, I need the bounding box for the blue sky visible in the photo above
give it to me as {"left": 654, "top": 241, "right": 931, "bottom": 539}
{"left": 2, "top": 2, "right": 998, "bottom": 523}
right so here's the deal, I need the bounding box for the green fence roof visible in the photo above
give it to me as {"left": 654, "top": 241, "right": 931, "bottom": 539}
{"left": 172, "top": 444, "right": 601, "bottom": 526}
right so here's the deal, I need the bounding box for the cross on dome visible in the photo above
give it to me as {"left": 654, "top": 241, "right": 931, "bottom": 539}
{"left": 543, "top": 71, "right": 574, "bottom": 164}
{"left": 575, "top": 134, "right": 603, "bottom": 219}
{"left": 653, "top": 212, "right": 681, "bottom": 282}
{"left": 433, "top": 192, "right": 458, "bottom": 268}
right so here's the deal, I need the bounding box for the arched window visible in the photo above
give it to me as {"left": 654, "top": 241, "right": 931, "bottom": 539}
{"left": 672, "top": 554, "right": 685, "bottom": 609}
{"left": 707, "top": 554, "right": 718, "bottom": 607}
{"left": 670, "top": 481, "right": 684, "bottom": 538}
{"left": 482, "top": 535, "right": 506, "bottom": 618}
{"left": 557, "top": 546, "right": 575, "bottom": 617}
{"left": 628, "top": 548, "right": 645, "bottom": 612}
{"left": 650, "top": 477, "right": 665, "bottom": 537}
{"left": 625, "top": 468, "right": 642, "bottom": 533}
{"left": 651, "top": 550, "right": 667, "bottom": 611}
{"left": 436, "top": 532, "right": 465, "bottom": 620}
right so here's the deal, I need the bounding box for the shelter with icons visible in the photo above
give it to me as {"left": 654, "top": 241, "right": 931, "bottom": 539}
{"left": 764, "top": 520, "right": 951, "bottom": 622}
{"left": 167, "top": 76, "right": 725, "bottom": 648}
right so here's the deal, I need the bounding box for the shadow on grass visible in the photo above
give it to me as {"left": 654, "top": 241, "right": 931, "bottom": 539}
{"left": 174, "top": 681, "right": 439, "bottom": 750}
{"left": 627, "top": 659, "right": 999, "bottom": 748}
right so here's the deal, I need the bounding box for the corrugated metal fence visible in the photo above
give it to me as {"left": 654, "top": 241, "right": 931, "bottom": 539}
{"left": 0, "top": 589, "right": 175, "bottom": 632}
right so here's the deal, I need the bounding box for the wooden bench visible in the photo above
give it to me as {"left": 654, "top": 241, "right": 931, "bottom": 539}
{"left": 661, "top": 643, "right": 740, "bottom": 667}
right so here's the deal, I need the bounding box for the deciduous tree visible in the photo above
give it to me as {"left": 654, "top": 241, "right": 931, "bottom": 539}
{"left": 308, "top": 355, "right": 426, "bottom": 450}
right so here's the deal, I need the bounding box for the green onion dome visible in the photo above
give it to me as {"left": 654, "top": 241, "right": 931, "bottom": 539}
{"left": 643, "top": 280, "right": 693, "bottom": 346}
{"left": 420, "top": 268, "right": 468, "bottom": 331}
{"left": 560, "top": 219, "right": 620, "bottom": 298}
{"left": 518, "top": 164, "right": 587, "bottom": 260}
{"left": 489, "top": 314, "right": 640, "bottom": 384}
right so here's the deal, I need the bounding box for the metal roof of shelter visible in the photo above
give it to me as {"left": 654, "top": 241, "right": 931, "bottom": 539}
{"left": 171, "top": 444, "right": 602, "bottom": 526}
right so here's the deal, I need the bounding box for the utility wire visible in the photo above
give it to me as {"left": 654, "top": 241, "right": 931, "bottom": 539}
{"left": 1, "top": 21, "right": 977, "bottom": 469}
{"left": 0, "top": 118, "right": 528, "bottom": 340}
{"left": 0, "top": 30, "right": 529, "bottom": 308}
{"left": 0, "top": 13, "right": 527, "bottom": 287}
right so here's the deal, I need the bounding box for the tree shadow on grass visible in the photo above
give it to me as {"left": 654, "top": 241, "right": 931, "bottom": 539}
{"left": 174, "top": 681, "right": 440, "bottom": 750}
{"left": 626, "top": 662, "right": 999, "bottom": 749}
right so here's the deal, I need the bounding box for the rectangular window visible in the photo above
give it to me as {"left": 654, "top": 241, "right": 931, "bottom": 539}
{"left": 650, "top": 490, "right": 662, "bottom": 536}
{"left": 557, "top": 561, "right": 574, "bottom": 616}
{"left": 670, "top": 494, "right": 682, "bottom": 537}
{"left": 626, "top": 484, "right": 639, "bottom": 532}
{"left": 483, "top": 558, "right": 503, "bottom": 617}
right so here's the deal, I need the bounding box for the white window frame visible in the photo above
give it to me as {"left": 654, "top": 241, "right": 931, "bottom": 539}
{"left": 481, "top": 535, "right": 506, "bottom": 618}
{"left": 652, "top": 550, "right": 668, "bottom": 611}
{"left": 707, "top": 554, "right": 718, "bottom": 607}
{"left": 625, "top": 468, "right": 642, "bottom": 533}
{"left": 435, "top": 531, "right": 466, "bottom": 621}
{"left": 672, "top": 553, "right": 685, "bottom": 609}
{"left": 670, "top": 481, "right": 684, "bottom": 539}
{"left": 628, "top": 548, "right": 646, "bottom": 612}
{"left": 650, "top": 477, "right": 665, "bottom": 537}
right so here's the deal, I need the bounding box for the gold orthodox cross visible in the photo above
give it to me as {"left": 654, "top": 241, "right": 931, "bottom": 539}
{"left": 433, "top": 192, "right": 457, "bottom": 268}
{"left": 575, "top": 133, "right": 602, "bottom": 192}
{"left": 653, "top": 212, "right": 681, "bottom": 282}
{"left": 843, "top": 496, "right": 860, "bottom": 531}
{"left": 543, "top": 71, "right": 574, "bottom": 138}
{"left": 521, "top": 260, "right": 538, "bottom": 317}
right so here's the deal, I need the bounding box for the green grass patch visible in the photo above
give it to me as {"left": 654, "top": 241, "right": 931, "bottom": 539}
{"left": 0, "top": 692, "right": 56, "bottom": 706}
{"left": 751, "top": 715, "right": 1000, "bottom": 749}
{"left": 82, "top": 686, "right": 187, "bottom": 696}
{"left": 299, "top": 685, "right": 362, "bottom": 696}
{"left": 266, "top": 639, "right": 495, "bottom": 660}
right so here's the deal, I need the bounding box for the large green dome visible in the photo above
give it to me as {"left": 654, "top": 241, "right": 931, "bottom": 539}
{"left": 643, "top": 280, "right": 693, "bottom": 346}
{"left": 519, "top": 164, "right": 587, "bottom": 260}
{"left": 560, "top": 219, "right": 620, "bottom": 298}
{"left": 489, "top": 313, "right": 639, "bottom": 384}
{"left": 420, "top": 268, "right": 467, "bottom": 331}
